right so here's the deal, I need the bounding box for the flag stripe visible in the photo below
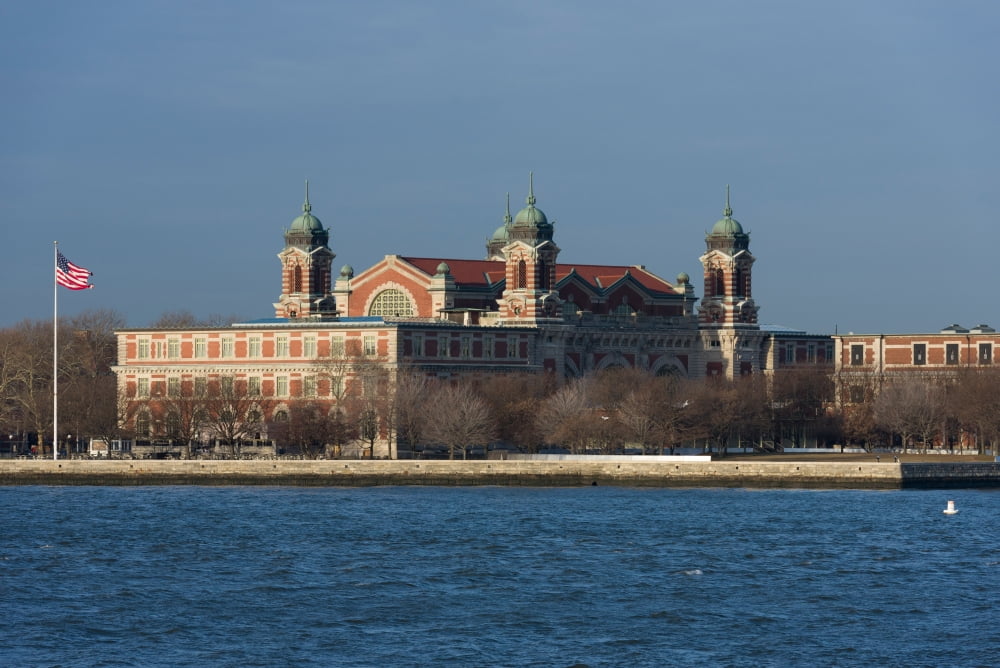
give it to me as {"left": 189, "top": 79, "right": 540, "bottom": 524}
{"left": 56, "top": 251, "right": 93, "bottom": 290}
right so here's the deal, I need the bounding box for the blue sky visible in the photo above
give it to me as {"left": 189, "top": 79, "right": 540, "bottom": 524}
{"left": 2, "top": 0, "right": 996, "bottom": 334}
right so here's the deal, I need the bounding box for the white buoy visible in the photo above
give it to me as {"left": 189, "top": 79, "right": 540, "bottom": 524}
{"left": 943, "top": 500, "right": 958, "bottom": 515}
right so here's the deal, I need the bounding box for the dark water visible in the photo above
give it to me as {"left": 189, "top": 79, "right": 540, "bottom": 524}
{"left": 1, "top": 486, "right": 997, "bottom": 668}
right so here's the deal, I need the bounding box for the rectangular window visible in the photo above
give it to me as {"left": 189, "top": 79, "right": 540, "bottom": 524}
{"left": 330, "top": 334, "right": 345, "bottom": 357}
{"left": 275, "top": 335, "right": 289, "bottom": 357}
{"left": 248, "top": 376, "right": 261, "bottom": 396}
{"left": 153, "top": 341, "right": 165, "bottom": 359}
{"left": 248, "top": 336, "right": 262, "bottom": 358}
{"left": 507, "top": 337, "right": 518, "bottom": 358}
{"left": 980, "top": 343, "right": 992, "bottom": 364}
{"left": 363, "top": 335, "right": 376, "bottom": 356}
{"left": 439, "top": 335, "right": 449, "bottom": 358}
{"left": 194, "top": 338, "right": 207, "bottom": 359}
{"left": 137, "top": 338, "right": 150, "bottom": 360}
{"left": 221, "top": 337, "right": 234, "bottom": 358}
{"left": 331, "top": 376, "right": 344, "bottom": 398}
{"left": 825, "top": 342, "right": 834, "bottom": 362}
{"left": 303, "top": 376, "right": 317, "bottom": 398}
{"left": 849, "top": 386, "right": 865, "bottom": 403}
{"left": 807, "top": 343, "right": 816, "bottom": 363}
{"left": 137, "top": 378, "right": 149, "bottom": 398}
{"left": 194, "top": 377, "right": 207, "bottom": 397}
{"left": 913, "top": 343, "right": 926, "bottom": 366}
{"left": 484, "top": 334, "right": 494, "bottom": 359}
{"left": 784, "top": 345, "right": 795, "bottom": 364}
{"left": 167, "top": 377, "right": 180, "bottom": 397}
{"left": 946, "top": 343, "right": 959, "bottom": 365}
{"left": 303, "top": 335, "right": 317, "bottom": 358}
{"left": 220, "top": 376, "right": 234, "bottom": 394}
{"left": 412, "top": 334, "right": 424, "bottom": 357}
{"left": 461, "top": 335, "right": 471, "bottom": 359}
{"left": 276, "top": 376, "right": 289, "bottom": 397}
{"left": 167, "top": 338, "right": 180, "bottom": 359}
{"left": 851, "top": 344, "right": 864, "bottom": 366}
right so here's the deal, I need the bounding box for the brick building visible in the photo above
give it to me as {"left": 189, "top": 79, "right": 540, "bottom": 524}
{"left": 114, "top": 177, "right": 833, "bottom": 455}
{"left": 833, "top": 324, "right": 1000, "bottom": 403}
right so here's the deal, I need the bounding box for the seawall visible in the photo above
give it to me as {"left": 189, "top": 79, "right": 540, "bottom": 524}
{"left": 2, "top": 459, "right": 999, "bottom": 489}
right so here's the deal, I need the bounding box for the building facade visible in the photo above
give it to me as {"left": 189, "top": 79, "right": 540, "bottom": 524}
{"left": 833, "top": 324, "right": 1000, "bottom": 402}
{"left": 114, "top": 178, "right": 834, "bottom": 455}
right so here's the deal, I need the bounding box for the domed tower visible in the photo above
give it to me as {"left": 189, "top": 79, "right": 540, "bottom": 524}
{"left": 498, "top": 173, "right": 561, "bottom": 322}
{"left": 698, "top": 185, "right": 758, "bottom": 327}
{"left": 486, "top": 193, "right": 513, "bottom": 260}
{"left": 274, "top": 181, "right": 338, "bottom": 319}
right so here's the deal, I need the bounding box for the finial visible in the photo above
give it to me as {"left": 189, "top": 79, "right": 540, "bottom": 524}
{"left": 526, "top": 171, "right": 536, "bottom": 207}
{"left": 303, "top": 179, "right": 312, "bottom": 214}
{"left": 504, "top": 192, "right": 512, "bottom": 224}
{"left": 723, "top": 184, "right": 732, "bottom": 218}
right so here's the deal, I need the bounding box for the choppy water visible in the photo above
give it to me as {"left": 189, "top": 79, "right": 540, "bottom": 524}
{"left": 1, "top": 485, "right": 998, "bottom": 667}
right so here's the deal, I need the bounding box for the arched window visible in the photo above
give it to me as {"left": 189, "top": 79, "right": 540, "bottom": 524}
{"left": 135, "top": 412, "right": 151, "bottom": 438}
{"left": 538, "top": 259, "right": 548, "bottom": 290}
{"left": 368, "top": 289, "right": 415, "bottom": 317}
{"left": 165, "top": 412, "right": 181, "bottom": 439}
{"left": 293, "top": 266, "right": 303, "bottom": 293}
{"left": 734, "top": 267, "right": 744, "bottom": 298}
{"left": 714, "top": 268, "right": 726, "bottom": 297}
{"left": 517, "top": 260, "right": 527, "bottom": 289}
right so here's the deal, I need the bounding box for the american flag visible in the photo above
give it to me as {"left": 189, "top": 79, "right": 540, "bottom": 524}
{"left": 56, "top": 251, "right": 93, "bottom": 290}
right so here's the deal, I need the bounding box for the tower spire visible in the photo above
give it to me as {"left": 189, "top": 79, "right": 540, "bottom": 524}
{"left": 303, "top": 179, "right": 312, "bottom": 214}
{"left": 504, "top": 192, "right": 512, "bottom": 224}
{"left": 526, "top": 171, "right": 536, "bottom": 207}
{"left": 723, "top": 184, "right": 732, "bottom": 218}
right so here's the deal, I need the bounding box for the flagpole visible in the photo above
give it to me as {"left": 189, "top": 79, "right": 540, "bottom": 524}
{"left": 53, "top": 241, "right": 59, "bottom": 461}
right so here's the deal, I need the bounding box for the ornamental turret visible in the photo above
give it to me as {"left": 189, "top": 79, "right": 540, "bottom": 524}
{"left": 274, "top": 181, "right": 338, "bottom": 319}
{"left": 698, "top": 185, "right": 758, "bottom": 327}
{"left": 486, "top": 193, "right": 513, "bottom": 260}
{"left": 498, "top": 173, "right": 561, "bottom": 322}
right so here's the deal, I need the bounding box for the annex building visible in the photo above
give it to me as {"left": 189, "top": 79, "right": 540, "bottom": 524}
{"left": 113, "top": 177, "right": 834, "bottom": 456}
{"left": 833, "top": 324, "right": 1000, "bottom": 402}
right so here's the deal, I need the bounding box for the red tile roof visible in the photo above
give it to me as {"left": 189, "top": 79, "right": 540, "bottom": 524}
{"left": 399, "top": 257, "right": 679, "bottom": 295}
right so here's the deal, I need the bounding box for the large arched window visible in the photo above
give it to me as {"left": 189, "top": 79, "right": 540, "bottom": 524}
{"left": 135, "top": 412, "right": 151, "bottom": 438}
{"left": 368, "top": 289, "right": 415, "bottom": 317}
{"left": 165, "top": 411, "right": 181, "bottom": 439}
{"left": 517, "top": 260, "right": 527, "bottom": 288}
{"left": 293, "top": 266, "right": 303, "bottom": 293}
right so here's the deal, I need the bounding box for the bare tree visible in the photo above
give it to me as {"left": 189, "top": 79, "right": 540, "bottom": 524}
{"left": 615, "top": 374, "right": 664, "bottom": 454}
{"left": 423, "top": 381, "right": 496, "bottom": 459}
{"left": 479, "top": 372, "right": 553, "bottom": 452}
{"left": 203, "top": 376, "right": 262, "bottom": 456}
{"left": 949, "top": 368, "right": 1000, "bottom": 454}
{"left": 148, "top": 310, "right": 242, "bottom": 328}
{"left": 269, "top": 401, "right": 332, "bottom": 459}
{"left": 391, "top": 369, "right": 430, "bottom": 457}
{"left": 770, "top": 366, "right": 834, "bottom": 449}
{"left": 7, "top": 320, "right": 58, "bottom": 454}
{"left": 874, "top": 379, "right": 945, "bottom": 453}
{"left": 149, "top": 310, "right": 201, "bottom": 328}
{"left": 157, "top": 381, "right": 210, "bottom": 458}
{"left": 536, "top": 379, "right": 600, "bottom": 454}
